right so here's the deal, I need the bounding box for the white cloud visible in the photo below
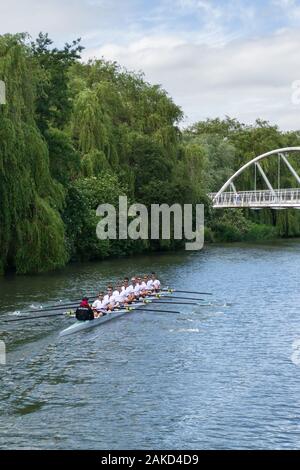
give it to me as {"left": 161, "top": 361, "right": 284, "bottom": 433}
{"left": 88, "top": 29, "right": 300, "bottom": 130}
{"left": 1, "top": 0, "right": 300, "bottom": 129}
{"left": 272, "top": 0, "right": 300, "bottom": 20}
{"left": 0, "top": 0, "right": 139, "bottom": 43}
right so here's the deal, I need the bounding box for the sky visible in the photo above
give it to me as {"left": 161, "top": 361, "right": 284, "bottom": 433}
{"left": 1, "top": 0, "right": 300, "bottom": 129}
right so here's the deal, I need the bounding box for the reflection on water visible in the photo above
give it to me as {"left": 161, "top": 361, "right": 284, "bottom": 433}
{"left": 1, "top": 240, "right": 300, "bottom": 449}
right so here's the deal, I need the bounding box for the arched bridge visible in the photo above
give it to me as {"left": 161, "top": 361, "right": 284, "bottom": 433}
{"left": 209, "top": 147, "right": 300, "bottom": 209}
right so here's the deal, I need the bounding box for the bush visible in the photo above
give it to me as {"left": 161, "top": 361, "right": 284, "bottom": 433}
{"left": 244, "top": 223, "right": 278, "bottom": 241}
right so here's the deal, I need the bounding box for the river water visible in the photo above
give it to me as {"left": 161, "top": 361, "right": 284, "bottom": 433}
{"left": 1, "top": 241, "right": 300, "bottom": 450}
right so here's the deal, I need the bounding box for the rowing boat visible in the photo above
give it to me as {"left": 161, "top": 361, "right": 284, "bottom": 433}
{"left": 59, "top": 294, "right": 165, "bottom": 337}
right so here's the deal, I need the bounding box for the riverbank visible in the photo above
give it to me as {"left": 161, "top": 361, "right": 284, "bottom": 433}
{"left": 1, "top": 231, "right": 300, "bottom": 278}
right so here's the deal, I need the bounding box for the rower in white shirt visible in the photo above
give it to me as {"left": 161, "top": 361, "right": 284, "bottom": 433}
{"left": 125, "top": 277, "right": 136, "bottom": 302}
{"left": 134, "top": 277, "right": 142, "bottom": 298}
{"left": 92, "top": 292, "right": 108, "bottom": 318}
{"left": 146, "top": 276, "right": 154, "bottom": 291}
{"left": 119, "top": 283, "right": 129, "bottom": 304}
{"left": 151, "top": 272, "right": 161, "bottom": 291}
{"left": 111, "top": 284, "right": 127, "bottom": 308}
{"left": 103, "top": 285, "right": 114, "bottom": 311}
{"left": 121, "top": 278, "right": 129, "bottom": 293}
{"left": 122, "top": 278, "right": 133, "bottom": 297}
{"left": 112, "top": 286, "right": 120, "bottom": 301}
{"left": 139, "top": 275, "right": 150, "bottom": 296}
{"left": 135, "top": 276, "right": 148, "bottom": 298}
{"left": 140, "top": 276, "right": 148, "bottom": 291}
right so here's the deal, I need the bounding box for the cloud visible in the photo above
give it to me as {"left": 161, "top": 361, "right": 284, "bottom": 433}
{"left": 273, "top": 0, "right": 300, "bottom": 18}
{"left": 88, "top": 29, "right": 300, "bottom": 130}
{"left": 0, "top": 0, "right": 140, "bottom": 43}
{"left": 1, "top": 0, "right": 300, "bottom": 129}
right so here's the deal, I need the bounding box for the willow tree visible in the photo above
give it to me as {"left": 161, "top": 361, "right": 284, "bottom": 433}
{"left": 69, "top": 59, "right": 184, "bottom": 192}
{"left": 0, "top": 34, "right": 67, "bottom": 273}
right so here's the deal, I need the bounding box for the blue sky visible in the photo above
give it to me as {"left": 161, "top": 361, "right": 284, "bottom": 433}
{"left": 1, "top": 0, "right": 300, "bottom": 129}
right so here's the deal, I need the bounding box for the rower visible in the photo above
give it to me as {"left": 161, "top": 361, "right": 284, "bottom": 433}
{"left": 140, "top": 276, "right": 147, "bottom": 290}
{"left": 110, "top": 284, "right": 125, "bottom": 309}
{"left": 122, "top": 277, "right": 132, "bottom": 300}
{"left": 133, "top": 276, "right": 142, "bottom": 299}
{"left": 126, "top": 277, "right": 137, "bottom": 303}
{"left": 108, "top": 287, "right": 119, "bottom": 310}
{"left": 92, "top": 292, "right": 107, "bottom": 318}
{"left": 138, "top": 277, "right": 148, "bottom": 297}
{"left": 122, "top": 278, "right": 129, "bottom": 293}
{"left": 118, "top": 283, "right": 129, "bottom": 305}
{"left": 104, "top": 285, "right": 114, "bottom": 311}
{"left": 112, "top": 285, "right": 120, "bottom": 303}
{"left": 75, "top": 297, "right": 94, "bottom": 322}
{"left": 146, "top": 274, "right": 154, "bottom": 291}
{"left": 140, "top": 276, "right": 149, "bottom": 296}
{"left": 151, "top": 272, "right": 161, "bottom": 292}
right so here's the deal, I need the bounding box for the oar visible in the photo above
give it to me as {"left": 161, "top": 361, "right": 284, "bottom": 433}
{"left": 133, "top": 308, "right": 180, "bottom": 315}
{"left": 155, "top": 295, "right": 206, "bottom": 301}
{"left": 22, "top": 298, "right": 93, "bottom": 314}
{"left": 146, "top": 300, "right": 198, "bottom": 306}
{"left": 164, "top": 288, "right": 212, "bottom": 295}
{"left": 21, "top": 290, "right": 107, "bottom": 313}
{"left": 2, "top": 312, "right": 74, "bottom": 322}
{"left": 25, "top": 303, "right": 79, "bottom": 314}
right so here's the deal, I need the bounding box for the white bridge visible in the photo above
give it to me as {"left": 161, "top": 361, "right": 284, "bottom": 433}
{"left": 209, "top": 147, "right": 300, "bottom": 209}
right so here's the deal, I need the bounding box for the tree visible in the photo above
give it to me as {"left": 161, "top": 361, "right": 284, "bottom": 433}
{"left": 31, "top": 32, "right": 83, "bottom": 132}
{"left": 0, "top": 34, "right": 67, "bottom": 273}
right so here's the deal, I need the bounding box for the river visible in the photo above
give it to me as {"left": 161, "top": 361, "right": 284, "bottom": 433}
{"left": 1, "top": 241, "right": 300, "bottom": 450}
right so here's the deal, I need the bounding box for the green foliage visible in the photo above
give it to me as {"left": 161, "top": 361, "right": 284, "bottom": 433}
{"left": 81, "top": 149, "right": 111, "bottom": 177}
{"left": 31, "top": 32, "right": 83, "bottom": 132}
{"left": 45, "top": 128, "right": 80, "bottom": 184}
{"left": 211, "top": 210, "right": 277, "bottom": 242}
{"left": 245, "top": 223, "right": 278, "bottom": 241}
{"left": 63, "top": 174, "right": 137, "bottom": 261}
{"left": 0, "top": 34, "right": 67, "bottom": 274}
{"left": 211, "top": 210, "right": 252, "bottom": 242}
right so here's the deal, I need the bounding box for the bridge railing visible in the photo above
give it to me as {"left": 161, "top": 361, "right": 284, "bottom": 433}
{"left": 209, "top": 188, "right": 300, "bottom": 208}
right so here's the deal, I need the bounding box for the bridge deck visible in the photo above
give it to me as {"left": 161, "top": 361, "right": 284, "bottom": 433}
{"left": 209, "top": 188, "right": 300, "bottom": 209}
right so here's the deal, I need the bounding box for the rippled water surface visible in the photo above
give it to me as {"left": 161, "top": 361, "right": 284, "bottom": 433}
{"left": 1, "top": 241, "right": 300, "bottom": 449}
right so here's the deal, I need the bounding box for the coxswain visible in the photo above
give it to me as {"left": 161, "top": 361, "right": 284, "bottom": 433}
{"left": 75, "top": 297, "right": 94, "bottom": 322}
